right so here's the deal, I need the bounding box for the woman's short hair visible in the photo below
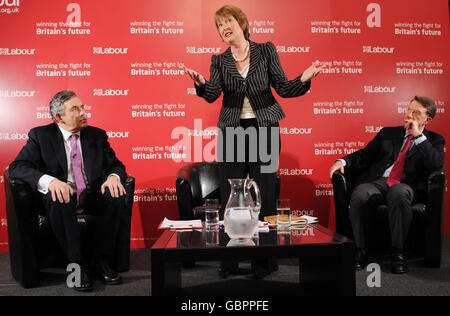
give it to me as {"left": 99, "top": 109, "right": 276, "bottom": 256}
{"left": 214, "top": 5, "right": 250, "bottom": 40}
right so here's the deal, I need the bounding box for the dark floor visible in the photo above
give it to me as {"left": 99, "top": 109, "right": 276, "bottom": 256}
{"left": 0, "top": 236, "right": 449, "bottom": 296}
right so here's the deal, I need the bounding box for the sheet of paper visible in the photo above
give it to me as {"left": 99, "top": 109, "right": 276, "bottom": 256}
{"left": 301, "top": 216, "right": 318, "bottom": 224}
{"left": 159, "top": 217, "right": 203, "bottom": 229}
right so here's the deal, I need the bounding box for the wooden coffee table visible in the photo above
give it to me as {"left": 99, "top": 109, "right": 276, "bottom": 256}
{"left": 151, "top": 224, "right": 355, "bottom": 296}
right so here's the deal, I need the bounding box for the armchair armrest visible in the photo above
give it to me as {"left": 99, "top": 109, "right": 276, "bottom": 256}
{"left": 332, "top": 170, "right": 348, "bottom": 194}
{"left": 123, "top": 176, "right": 135, "bottom": 214}
{"left": 175, "top": 162, "right": 221, "bottom": 220}
{"left": 176, "top": 163, "right": 196, "bottom": 183}
{"left": 114, "top": 176, "right": 135, "bottom": 272}
{"left": 4, "top": 167, "right": 40, "bottom": 288}
{"left": 176, "top": 164, "right": 197, "bottom": 220}
{"left": 424, "top": 164, "right": 446, "bottom": 267}
{"left": 332, "top": 169, "right": 354, "bottom": 238}
{"left": 427, "top": 165, "right": 446, "bottom": 196}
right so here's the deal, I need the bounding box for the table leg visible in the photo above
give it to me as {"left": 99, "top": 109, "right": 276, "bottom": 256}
{"left": 336, "top": 242, "right": 356, "bottom": 296}
{"left": 151, "top": 249, "right": 181, "bottom": 296}
{"left": 298, "top": 244, "right": 355, "bottom": 296}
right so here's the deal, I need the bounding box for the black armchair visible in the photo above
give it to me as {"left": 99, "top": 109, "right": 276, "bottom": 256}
{"left": 176, "top": 162, "right": 281, "bottom": 220}
{"left": 332, "top": 164, "right": 446, "bottom": 268}
{"left": 176, "top": 162, "right": 221, "bottom": 220}
{"left": 4, "top": 167, "right": 135, "bottom": 288}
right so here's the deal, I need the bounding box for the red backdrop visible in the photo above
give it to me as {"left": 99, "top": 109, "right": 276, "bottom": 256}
{"left": 0, "top": 0, "right": 449, "bottom": 251}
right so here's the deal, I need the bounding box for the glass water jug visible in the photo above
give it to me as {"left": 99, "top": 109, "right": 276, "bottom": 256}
{"left": 223, "top": 179, "right": 261, "bottom": 240}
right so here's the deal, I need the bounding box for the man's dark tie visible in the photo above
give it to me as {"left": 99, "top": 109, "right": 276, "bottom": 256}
{"left": 70, "top": 134, "right": 87, "bottom": 211}
{"left": 387, "top": 134, "right": 414, "bottom": 187}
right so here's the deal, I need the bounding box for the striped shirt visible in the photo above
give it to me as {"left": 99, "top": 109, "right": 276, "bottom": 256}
{"left": 195, "top": 41, "right": 311, "bottom": 128}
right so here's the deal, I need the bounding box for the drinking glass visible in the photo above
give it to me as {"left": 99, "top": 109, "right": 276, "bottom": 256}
{"left": 277, "top": 199, "right": 291, "bottom": 229}
{"left": 205, "top": 209, "right": 219, "bottom": 230}
{"left": 205, "top": 229, "right": 219, "bottom": 246}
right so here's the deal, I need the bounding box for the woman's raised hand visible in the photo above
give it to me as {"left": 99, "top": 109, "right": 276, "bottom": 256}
{"left": 300, "top": 60, "right": 324, "bottom": 83}
{"left": 181, "top": 65, "right": 206, "bottom": 87}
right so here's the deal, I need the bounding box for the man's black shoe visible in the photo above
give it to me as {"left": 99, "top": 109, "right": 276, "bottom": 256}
{"left": 68, "top": 265, "right": 93, "bottom": 292}
{"left": 98, "top": 261, "right": 122, "bottom": 285}
{"left": 391, "top": 252, "right": 409, "bottom": 274}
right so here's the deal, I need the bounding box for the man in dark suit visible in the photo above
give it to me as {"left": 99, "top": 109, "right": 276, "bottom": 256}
{"left": 329, "top": 96, "right": 445, "bottom": 274}
{"left": 9, "top": 90, "right": 128, "bottom": 291}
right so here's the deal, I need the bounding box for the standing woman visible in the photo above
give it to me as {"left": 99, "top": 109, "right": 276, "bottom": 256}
{"left": 184, "top": 5, "right": 322, "bottom": 215}
{"left": 184, "top": 5, "right": 322, "bottom": 276}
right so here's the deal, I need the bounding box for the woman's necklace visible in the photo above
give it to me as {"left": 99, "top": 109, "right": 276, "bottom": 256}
{"left": 232, "top": 41, "right": 250, "bottom": 62}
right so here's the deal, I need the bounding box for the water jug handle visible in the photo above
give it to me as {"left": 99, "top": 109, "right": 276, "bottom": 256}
{"left": 248, "top": 180, "right": 261, "bottom": 211}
